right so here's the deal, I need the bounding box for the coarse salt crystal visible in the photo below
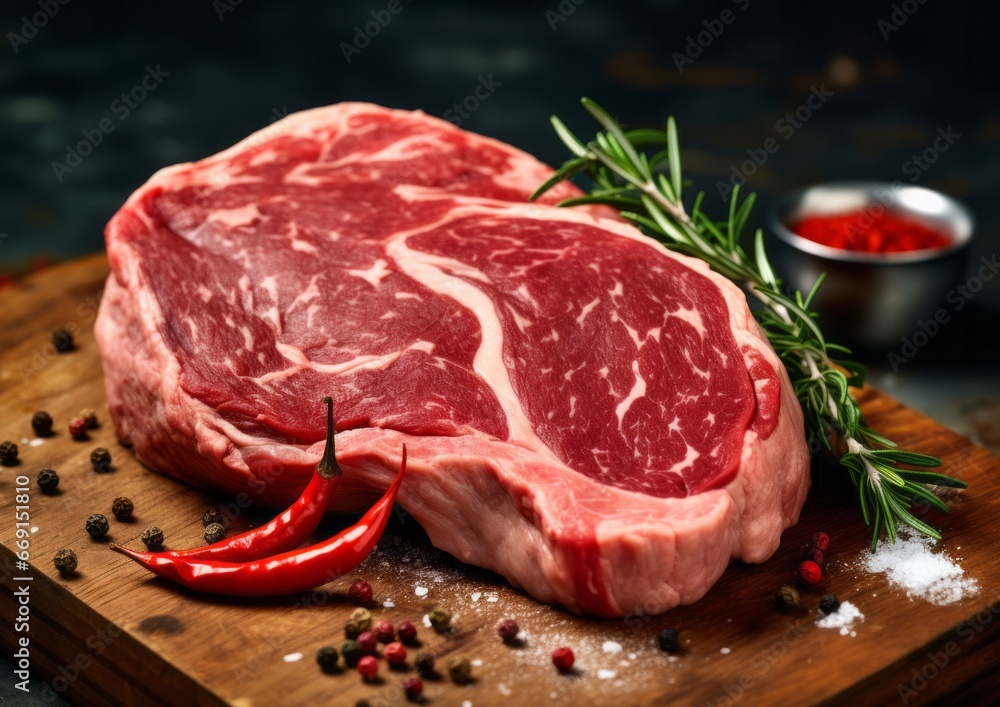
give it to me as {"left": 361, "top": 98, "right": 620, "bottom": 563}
{"left": 383, "top": 600, "right": 395, "bottom": 608}
{"left": 862, "top": 526, "right": 978, "bottom": 605}
{"left": 597, "top": 669, "right": 616, "bottom": 680}
{"left": 498, "top": 684, "right": 512, "bottom": 696}
{"left": 471, "top": 592, "right": 482, "bottom": 602}
{"left": 282, "top": 652, "right": 303, "bottom": 662}
{"left": 601, "top": 640, "right": 622, "bottom": 654}
{"left": 463, "top": 702, "right": 473, "bottom": 707}
{"left": 29, "top": 438, "right": 44, "bottom": 447}
{"left": 422, "top": 614, "right": 432, "bottom": 628}
{"left": 816, "top": 601, "right": 864, "bottom": 635}
{"left": 472, "top": 659, "right": 483, "bottom": 667}
{"left": 415, "top": 586, "right": 428, "bottom": 597}
{"left": 719, "top": 647, "right": 731, "bottom": 655}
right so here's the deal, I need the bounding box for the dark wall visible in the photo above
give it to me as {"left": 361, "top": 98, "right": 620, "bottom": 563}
{"left": 1, "top": 0, "right": 997, "bottom": 309}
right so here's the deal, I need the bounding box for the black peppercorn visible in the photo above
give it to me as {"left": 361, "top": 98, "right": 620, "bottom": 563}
{"left": 80, "top": 408, "right": 99, "bottom": 429}
{"left": 0, "top": 441, "right": 18, "bottom": 466}
{"left": 341, "top": 640, "right": 363, "bottom": 667}
{"left": 112, "top": 497, "right": 134, "bottom": 520}
{"left": 202, "top": 508, "right": 224, "bottom": 527}
{"left": 86, "top": 514, "right": 110, "bottom": 539}
{"left": 658, "top": 627, "right": 681, "bottom": 653}
{"left": 140, "top": 526, "right": 163, "bottom": 549}
{"left": 775, "top": 584, "right": 801, "bottom": 612}
{"left": 90, "top": 447, "right": 112, "bottom": 473}
{"left": 52, "top": 328, "right": 74, "bottom": 352}
{"left": 315, "top": 645, "right": 338, "bottom": 672}
{"left": 355, "top": 701, "right": 372, "bottom": 707}
{"left": 32, "top": 411, "right": 53, "bottom": 437}
{"left": 54, "top": 549, "right": 78, "bottom": 575}
{"left": 204, "top": 523, "right": 226, "bottom": 544}
{"left": 414, "top": 651, "right": 435, "bottom": 678}
{"left": 37, "top": 469, "right": 59, "bottom": 493}
{"left": 819, "top": 594, "right": 841, "bottom": 615}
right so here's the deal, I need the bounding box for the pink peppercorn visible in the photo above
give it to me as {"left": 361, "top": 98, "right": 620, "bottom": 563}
{"left": 397, "top": 621, "right": 417, "bottom": 645}
{"left": 497, "top": 618, "right": 519, "bottom": 643}
{"left": 384, "top": 641, "right": 407, "bottom": 667}
{"left": 69, "top": 417, "right": 88, "bottom": 440}
{"left": 374, "top": 620, "right": 395, "bottom": 643}
{"left": 356, "top": 631, "right": 377, "bottom": 653}
{"left": 402, "top": 676, "right": 423, "bottom": 700}
{"left": 552, "top": 647, "right": 574, "bottom": 673}
{"left": 357, "top": 655, "right": 378, "bottom": 680}
{"left": 811, "top": 532, "right": 831, "bottom": 552}
{"left": 348, "top": 579, "right": 373, "bottom": 604}
{"left": 798, "top": 560, "right": 822, "bottom": 585}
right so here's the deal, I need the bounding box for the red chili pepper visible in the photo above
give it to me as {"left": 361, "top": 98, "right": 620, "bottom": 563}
{"left": 112, "top": 447, "right": 406, "bottom": 596}
{"left": 154, "top": 396, "right": 343, "bottom": 563}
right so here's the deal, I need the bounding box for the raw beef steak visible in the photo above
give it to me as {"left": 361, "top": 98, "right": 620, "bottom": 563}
{"left": 96, "top": 103, "right": 810, "bottom": 616}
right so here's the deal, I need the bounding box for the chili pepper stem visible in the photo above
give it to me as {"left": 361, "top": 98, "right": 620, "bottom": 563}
{"left": 317, "top": 396, "right": 342, "bottom": 479}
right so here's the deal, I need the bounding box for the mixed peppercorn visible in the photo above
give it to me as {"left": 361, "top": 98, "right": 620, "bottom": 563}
{"left": 0, "top": 441, "right": 18, "bottom": 466}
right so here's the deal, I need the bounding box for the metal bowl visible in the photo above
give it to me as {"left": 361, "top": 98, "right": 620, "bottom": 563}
{"left": 766, "top": 181, "right": 974, "bottom": 350}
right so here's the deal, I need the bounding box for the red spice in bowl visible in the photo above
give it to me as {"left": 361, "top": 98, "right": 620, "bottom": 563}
{"left": 791, "top": 210, "right": 951, "bottom": 254}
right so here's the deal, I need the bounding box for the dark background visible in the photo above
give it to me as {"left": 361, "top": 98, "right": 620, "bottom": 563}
{"left": 2, "top": 5, "right": 998, "bottom": 440}
{"left": 2, "top": 0, "right": 997, "bottom": 442}
{"left": 1, "top": 1, "right": 998, "bottom": 702}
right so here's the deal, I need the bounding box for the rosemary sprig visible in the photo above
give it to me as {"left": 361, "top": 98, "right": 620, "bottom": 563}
{"left": 531, "top": 98, "right": 967, "bottom": 551}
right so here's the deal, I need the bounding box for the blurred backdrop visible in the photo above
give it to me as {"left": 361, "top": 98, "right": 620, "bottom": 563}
{"left": 2, "top": 0, "right": 997, "bottom": 450}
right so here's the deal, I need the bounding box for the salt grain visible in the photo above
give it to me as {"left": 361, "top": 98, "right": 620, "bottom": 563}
{"left": 282, "top": 652, "right": 303, "bottom": 662}
{"left": 815, "top": 601, "right": 864, "bottom": 636}
{"left": 471, "top": 592, "right": 482, "bottom": 602}
{"left": 383, "top": 599, "right": 395, "bottom": 608}
{"left": 719, "top": 647, "right": 730, "bottom": 655}
{"left": 415, "top": 586, "right": 428, "bottom": 597}
{"left": 498, "top": 683, "right": 511, "bottom": 696}
{"left": 597, "top": 669, "right": 616, "bottom": 680}
{"left": 862, "top": 526, "right": 978, "bottom": 605}
{"left": 29, "top": 438, "right": 44, "bottom": 447}
{"left": 601, "top": 640, "right": 622, "bottom": 654}
{"left": 472, "top": 659, "right": 483, "bottom": 667}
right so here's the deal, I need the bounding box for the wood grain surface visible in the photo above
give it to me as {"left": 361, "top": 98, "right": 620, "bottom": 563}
{"left": 2, "top": 254, "right": 999, "bottom": 707}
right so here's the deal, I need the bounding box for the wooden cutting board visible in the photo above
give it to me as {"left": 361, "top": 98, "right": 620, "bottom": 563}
{"left": 2, "top": 254, "right": 999, "bottom": 707}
